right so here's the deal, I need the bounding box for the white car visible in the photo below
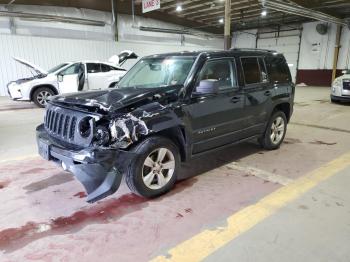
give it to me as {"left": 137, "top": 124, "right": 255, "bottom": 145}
{"left": 331, "top": 70, "right": 350, "bottom": 103}
{"left": 7, "top": 51, "right": 137, "bottom": 107}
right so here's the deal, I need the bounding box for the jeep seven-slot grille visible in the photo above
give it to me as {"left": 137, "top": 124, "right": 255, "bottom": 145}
{"left": 45, "top": 108, "right": 77, "bottom": 141}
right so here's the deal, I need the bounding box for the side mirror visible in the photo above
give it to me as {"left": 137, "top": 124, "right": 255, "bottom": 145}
{"left": 57, "top": 74, "right": 63, "bottom": 82}
{"left": 195, "top": 80, "right": 219, "bottom": 95}
{"left": 342, "top": 70, "right": 350, "bottom": 75}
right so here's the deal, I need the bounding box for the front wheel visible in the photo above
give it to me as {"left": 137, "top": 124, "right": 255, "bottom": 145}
{"left": 259, "top": 111, "right": 287, "bottom": 150}
{"left": 33, "top": 87, "right": 54, "bottom": 108}
{"left": 125, "top": 136, "right": 180, "bottom": 198}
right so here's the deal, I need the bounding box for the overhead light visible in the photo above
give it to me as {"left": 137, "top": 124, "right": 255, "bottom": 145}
{"left": 176, "top": 5, "right": 182, "bottom": 12}
{"left": 219, "top": 18, "right": 224, "bottom": 24}
{"left": 259, "top": 0, "right": 347, "bottom": 26}
{"left": 261, "top": 10, "right": 267, "bottom": 17}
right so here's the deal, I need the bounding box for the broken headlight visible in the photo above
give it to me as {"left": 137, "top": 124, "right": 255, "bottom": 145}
{"left": 94, "top": 125, "right": 111, "bottom": 146}
{"left": 79, "top": 117, "right": 93, "bottom": 138}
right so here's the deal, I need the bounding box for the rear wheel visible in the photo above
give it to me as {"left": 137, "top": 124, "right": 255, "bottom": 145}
{"left": 259, "top": 111, "right": 287, "bottom": 150}
{"left": 125, "top": 136, "right": 180, "bottom": 198}
{"left": 33, "top": 87, "right": 54, "bottom": 108}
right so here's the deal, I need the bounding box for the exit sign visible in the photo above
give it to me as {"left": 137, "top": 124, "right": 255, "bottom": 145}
{"left": 142, "top": 0, "right": 160, "bottom": 13}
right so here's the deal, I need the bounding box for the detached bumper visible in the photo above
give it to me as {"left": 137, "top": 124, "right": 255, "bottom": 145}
{"left": 36, "top": 124, "right": 134, "bottom": 203}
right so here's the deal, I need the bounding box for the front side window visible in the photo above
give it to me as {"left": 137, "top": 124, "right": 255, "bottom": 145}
{"left": 241, "top": 57, "right": 261, "bottom": 85}
{"left": 87, "top": 63, "right": 101, "bottom": 74}
{"left": 48, "top": 63, "right": 68, "bottom": 74}
{"left": 59, "top": 63, "right": 81, "bottom": 75}
{"left": 196, "top": 59, "right": 236, "bottom": 91}
{"left": 118, "top": 57, "right": 195, "bottom": 89}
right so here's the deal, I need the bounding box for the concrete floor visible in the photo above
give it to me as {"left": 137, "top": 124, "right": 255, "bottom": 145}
{"left": 0, "top": 86, "right": 349, "bottom": 261}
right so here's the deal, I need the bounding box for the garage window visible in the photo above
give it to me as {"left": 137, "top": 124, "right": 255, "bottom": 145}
{"left": 241, "top": 57, "right": 261, "bottom": 85}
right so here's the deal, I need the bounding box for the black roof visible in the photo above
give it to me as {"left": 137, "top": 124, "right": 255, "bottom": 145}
{"left": 144, "top": 48, "right": 280, "bottom": 59}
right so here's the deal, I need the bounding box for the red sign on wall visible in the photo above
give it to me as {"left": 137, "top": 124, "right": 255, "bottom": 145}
{"left": 142, "top": 0, "right": 161, "bottom": 13}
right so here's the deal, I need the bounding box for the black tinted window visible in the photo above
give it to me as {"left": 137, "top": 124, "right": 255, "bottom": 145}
{"left": 241, "top": 57, "right": 261, "bottom": 85}
{"left": 266, "top": 56, "right": 291, "bottom": 83}
{"left": 87, "top": 63, "right": 101, "bottom": 73}
{"left": 258, "top": 58, "right": 268, "bottom": 83}
{"left": 101, "top": 64, "right": 116, "bottom": 72}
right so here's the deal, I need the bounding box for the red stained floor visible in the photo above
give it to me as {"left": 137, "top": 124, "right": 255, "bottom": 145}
{"left": 0, "top": 149, "right": 279, "bottom": 262}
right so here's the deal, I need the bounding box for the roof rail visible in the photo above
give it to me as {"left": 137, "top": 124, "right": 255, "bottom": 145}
{"left": 230, "top": 48, "right": 278, "bottom": 53}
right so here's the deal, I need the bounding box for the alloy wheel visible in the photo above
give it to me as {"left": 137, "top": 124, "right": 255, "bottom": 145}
{"left": 142, "top": 148, "right": 175, "bottom": 190}
{"left": 37, "top": 91, "right": 52, "bottom": 106}
{"left": 270, "top": 116, "right": 285, "bottom": 145}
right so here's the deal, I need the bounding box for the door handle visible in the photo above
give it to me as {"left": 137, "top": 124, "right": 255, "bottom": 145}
{"left": 264, "top": 91, "right": 272, "bottom": 96}
{"left": 231, "top": 96, "right": 241, "bottom": 103}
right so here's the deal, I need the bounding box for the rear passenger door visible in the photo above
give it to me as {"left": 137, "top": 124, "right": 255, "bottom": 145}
{"left": 240, "top": 57, "right": 273, "bottom": 136}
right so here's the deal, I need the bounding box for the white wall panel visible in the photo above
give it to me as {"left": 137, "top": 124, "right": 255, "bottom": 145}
{"left": 257, "top": 32, "right": 301, "bottom": 82}
{"left": 0, "top": 34, "right": 217, "bottom": 96}
{"left": 338, "top": 27, "right": 350, "bottom": 70}
{"left": 299, "top": 22, "right": 337, "bottom": 70}
{"left": 232, "top": 30, "right": 257, "bottom": 48}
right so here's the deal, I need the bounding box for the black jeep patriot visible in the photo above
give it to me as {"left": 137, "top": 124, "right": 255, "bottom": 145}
{"left": 36, "top": 49, "right": 294, "bottom": 203}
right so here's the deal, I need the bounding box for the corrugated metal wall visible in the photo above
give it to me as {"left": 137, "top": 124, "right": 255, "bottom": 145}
{"left": 0, "top": 34, "right": 216, "bottom": 96}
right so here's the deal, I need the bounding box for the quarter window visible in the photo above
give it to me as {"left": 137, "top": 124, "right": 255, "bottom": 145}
{"left": 265, "top": 56, "right": 291, "bottom": 83}
{"left": 196, "top": 59, "right": 236, "bottom": 91}
{"left": 241, "top": 57, "right": 261, "bottom": 85}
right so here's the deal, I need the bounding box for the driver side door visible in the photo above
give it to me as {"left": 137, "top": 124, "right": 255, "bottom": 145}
{"left": 57, "top": 63, "right": 81, "bottom": 94}
{"left": 183, "top": 58, "right": 247, "bottom": 155}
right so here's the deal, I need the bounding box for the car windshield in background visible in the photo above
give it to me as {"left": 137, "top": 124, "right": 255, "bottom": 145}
{"left": 47, "top": 63, "right": 69, "bottom": 74}
{"left": 118, "top": 56, "right": 195, "bottom": 89}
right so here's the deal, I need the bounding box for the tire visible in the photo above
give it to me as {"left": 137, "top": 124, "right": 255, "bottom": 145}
{"left": 259, "top": 111, "right": 287, "bottom": 150}
{"left": 33, "top": 87, "right": 55, "bottom": 108}
{"left": 125, "top": 136, "right": 180, "bottom": 198}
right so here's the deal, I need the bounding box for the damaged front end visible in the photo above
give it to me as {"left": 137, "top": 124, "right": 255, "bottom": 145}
{"left": 36, "top": 98, "right": 178, "bottom": 203}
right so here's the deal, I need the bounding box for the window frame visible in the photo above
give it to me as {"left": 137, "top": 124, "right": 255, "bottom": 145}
{"left": 240, "top": 56, "right": 268, "bottom": 87}
{"left": 192, "top": 57, "right": 239, "bottom": 95}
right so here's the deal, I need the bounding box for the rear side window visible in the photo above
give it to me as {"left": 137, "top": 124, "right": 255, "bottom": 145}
{"left": 101, "top": 64, "right": 112, "bottom": 72}
{"left": 241, "top": 57, "right": 261, "bottom": 85}
{"left": 265, "top": 56, "right": 291, "bottom": 83}
{"left": 87, "top": 63, "right": 101, "bottom": 73}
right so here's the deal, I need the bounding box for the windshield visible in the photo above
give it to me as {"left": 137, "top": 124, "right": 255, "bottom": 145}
{"left": 48, "top": 63, "right": 69, "bottom": 74}
{"left": 118, "top": 56, "right": 195, "bottom": 89}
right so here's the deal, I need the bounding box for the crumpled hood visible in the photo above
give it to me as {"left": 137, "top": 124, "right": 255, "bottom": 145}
{"left": 50, "top": 86, "right": 181, "bottom": 112}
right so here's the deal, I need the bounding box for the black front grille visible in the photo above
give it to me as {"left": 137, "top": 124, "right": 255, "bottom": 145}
{"left": 45, "top": 108, "right": 77, "bottom": 142}
{"left": 343, "top": 79, "right": 350, "bottom": 90}
{"left": 44, "top": 103, "right": 99, "bottom": 147}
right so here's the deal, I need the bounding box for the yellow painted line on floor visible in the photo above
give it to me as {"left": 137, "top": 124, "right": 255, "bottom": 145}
{"left": 0, "top": 154, "right": 39, "bottom": 164}
{"left": 151, "top": 152, "right": 350, "bottom": 262}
